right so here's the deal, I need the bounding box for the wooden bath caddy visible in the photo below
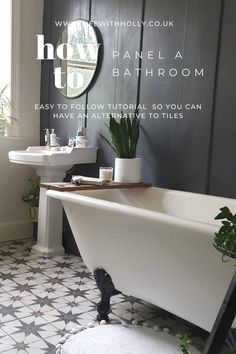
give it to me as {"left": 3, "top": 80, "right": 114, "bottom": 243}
{"left": 41, "top": 181, "right": 152, "bottom": 192}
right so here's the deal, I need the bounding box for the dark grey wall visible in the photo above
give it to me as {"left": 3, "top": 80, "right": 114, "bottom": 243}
{"left": 41, "top": 0, "right": 236, "bottom": 199}
{"left": 208, "top": 0, "right": 236, "bottom": 198}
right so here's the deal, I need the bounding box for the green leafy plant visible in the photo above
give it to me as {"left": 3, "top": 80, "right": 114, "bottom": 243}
{"left": 214, "top": 207, "right": 236, "bottom": 261}
{"left": 0, "top": 85, "right": 17, "bottom": 136}
{"left": 22, "top": 178, "right": 40, "bottom": 221}
{"left": 100, "top": 112, "right": 140, "bottom": 158}
{"left": 179, "top": 333, "right": 190, "bottom": 354}
{"left": 221, "top": 349, "right": 236, "bottom": 354}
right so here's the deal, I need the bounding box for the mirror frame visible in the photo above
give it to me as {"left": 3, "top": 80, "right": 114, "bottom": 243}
{"left": 54, "top": 19, "right": 100, "bottom": 99}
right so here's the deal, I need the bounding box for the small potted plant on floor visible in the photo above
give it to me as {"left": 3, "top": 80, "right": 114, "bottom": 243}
{"left": 22, "top": 177, "right": 40, "bottom": 241}
{"left": 0, "top": 85, "right": 17, "bottom": 136}
{"left": 100, "top": 112, "right": 141, "bottom": 183}
{"left": 180, "top": 334, "right": 190, "bottom": 354}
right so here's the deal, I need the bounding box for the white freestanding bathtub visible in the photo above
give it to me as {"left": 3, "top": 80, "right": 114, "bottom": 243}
{"left": 47, "top": 187, "right": 236, "bottom": 332}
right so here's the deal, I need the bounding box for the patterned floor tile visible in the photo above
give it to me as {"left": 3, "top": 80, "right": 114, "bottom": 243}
{"left": 0, "top": 239, "right": 208, "bottom": 353}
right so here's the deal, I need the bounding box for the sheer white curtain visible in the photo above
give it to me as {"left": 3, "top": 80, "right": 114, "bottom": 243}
{"left": 0, "top": 0, "right": 21, "bottom": 137}
{"left": 0, "top": 0, "right": 12, "bottom": 98}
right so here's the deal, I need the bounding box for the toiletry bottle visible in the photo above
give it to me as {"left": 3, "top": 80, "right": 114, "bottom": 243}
{"left": 75, "top": 130, "right": 88, "bottom": 148}
{"left": 68, "top": 137, "right": 74, "bottom": 148}
{"left": 50, "top": 129, "right": 57, "bottom": 147}
{"left": 75, "top": 131, "right": 81, "bottom": 148}
{"left": 81, "top": 128, "right": 88, "bottom": 147}
{"left": 44, "top": 129, "right": 50, "bottom": 150}
{"left": 80, "top": 135, "right": 88, "bottom": 148}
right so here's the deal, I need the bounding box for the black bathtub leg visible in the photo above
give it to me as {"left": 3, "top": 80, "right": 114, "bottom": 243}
{"left": 94, "top": 268, "right": 121, "bottom": 322}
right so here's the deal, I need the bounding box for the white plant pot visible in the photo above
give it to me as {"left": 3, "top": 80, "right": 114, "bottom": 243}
{"left": 114, "top": 158, "right": 142, "bottom": 183}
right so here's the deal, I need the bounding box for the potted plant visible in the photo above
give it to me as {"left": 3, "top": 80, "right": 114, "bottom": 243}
{"left": 180, "top": 334, "right": 190, "bottom": 354}
{"left": 206, "top": 206, "right": 236, "bottom": 354}
{"left": 22, "top": 177, "right": 40, "bottom": 241}
{"left": 0, "top": 85, "right": 17, "bottom": 136}
{"left": 179, "top": 209, "right": 236, "bottom": 354}
{"left": 214, "top": 206, "right": 236, "bottom": 260}
{"left": 100, "top": 112, "right": 141, "bottom": 183}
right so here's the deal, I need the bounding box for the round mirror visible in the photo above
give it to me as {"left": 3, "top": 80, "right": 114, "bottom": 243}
{"left": 54, "top": 20, "right": 100, "bottom": 98}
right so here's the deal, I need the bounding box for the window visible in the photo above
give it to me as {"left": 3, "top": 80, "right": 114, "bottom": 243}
{"left": 0, "top": 0, "right": 20, "bottom": 137}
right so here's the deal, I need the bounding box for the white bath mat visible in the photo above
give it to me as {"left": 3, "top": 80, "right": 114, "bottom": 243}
{"left": 58, "top": 324, "right": 201, "bottom": 354}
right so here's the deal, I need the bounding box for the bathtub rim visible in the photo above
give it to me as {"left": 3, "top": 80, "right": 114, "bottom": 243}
{"left": 46, "top": 187, "right": 225, "bottom": 234}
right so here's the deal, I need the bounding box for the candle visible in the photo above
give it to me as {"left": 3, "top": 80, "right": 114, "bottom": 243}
{"left": 99, "top": 167, "right": 113, "bottom": 182}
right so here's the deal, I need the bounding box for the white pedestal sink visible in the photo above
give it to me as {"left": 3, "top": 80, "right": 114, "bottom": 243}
{"left": 9, "top": 146, "right": 98, "bottom": 255}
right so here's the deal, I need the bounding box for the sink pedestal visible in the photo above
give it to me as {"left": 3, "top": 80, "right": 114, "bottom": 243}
{"left": 31, "top": 167, "right": 70, "bottom": 256}
{"left": 8, "top": 146, "right": 98, "bottom": 256}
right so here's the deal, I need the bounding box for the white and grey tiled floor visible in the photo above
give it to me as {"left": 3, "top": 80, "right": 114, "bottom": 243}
{"left": 0, "top": 239, "right": 207, "bottom": 354}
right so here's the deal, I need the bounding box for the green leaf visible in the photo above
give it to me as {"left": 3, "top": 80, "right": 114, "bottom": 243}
{"left": 99, "top": 133, "right": 119, "bottom": 156}
{"left": 214, "top": 206, "right": 236, "bottom": 260}
{"left": 232, "top": 214, "right": 236, "bottom": 224}
{"left": 99, "top": 113, "right": 140, "bottom": 158}
{"left": 222, "top": 221, "right": 231, "bottom": 226}
{"left": 215, "top": 207, "right": 233, "bottom": 221}
{"left": 22, "top": 177, "right": 40, "bottom": 207}
{"left": 179, "top": 334, "right": 190, "bottom": 354}
{"left": 0, "top": 84, "right": 17, "bottom": 124}
{"left": 120, "top": 117, "right": 129, "bottom": 157}
{"left": 109, "top": 117, "right": 125, "bottom": 157}
{"left": 221, "top": 349, "right": 236, "bottom": 354}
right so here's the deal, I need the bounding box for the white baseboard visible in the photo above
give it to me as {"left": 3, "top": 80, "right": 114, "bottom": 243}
{"left": 0, "top": 220, "right": 32, "bottom": 242}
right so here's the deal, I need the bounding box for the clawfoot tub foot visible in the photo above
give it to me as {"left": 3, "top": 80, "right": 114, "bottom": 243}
{"left": 94, "top": 268, "right": 121, "bottom": 322}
